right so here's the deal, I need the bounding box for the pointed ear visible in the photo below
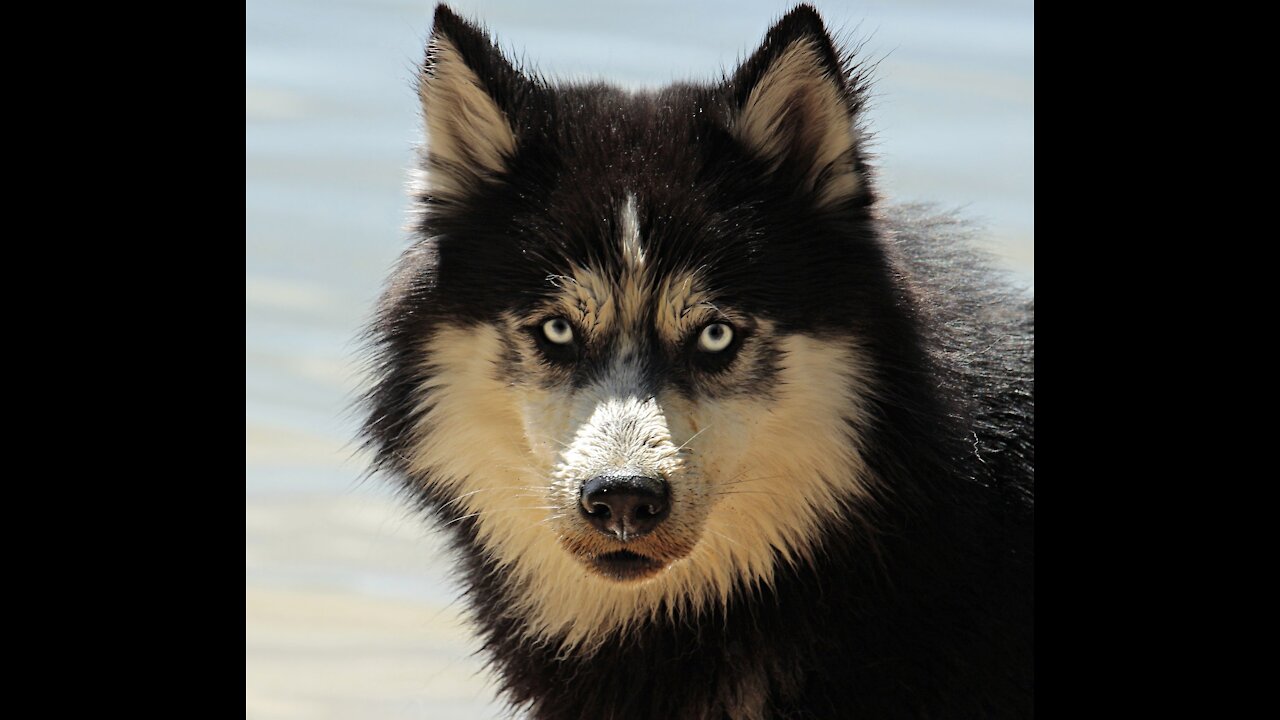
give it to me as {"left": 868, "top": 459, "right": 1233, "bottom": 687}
{"left": 728, "top": 5, "right": 868, "bottom": 207}
{"left": 418, "top": 4, "right": 524, "bottom": 200}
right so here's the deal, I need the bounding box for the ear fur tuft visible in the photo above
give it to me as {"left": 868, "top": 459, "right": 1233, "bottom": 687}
{"left": 418, "top": 4, "right": 522, "bottom": 200}
{"left": 729, "top": 5, "right": 869, "bottom": 207}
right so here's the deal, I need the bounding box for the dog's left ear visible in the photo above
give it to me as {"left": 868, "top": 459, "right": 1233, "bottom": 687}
{"left": 727, "top": 5, "right": 869, "bottom": 208}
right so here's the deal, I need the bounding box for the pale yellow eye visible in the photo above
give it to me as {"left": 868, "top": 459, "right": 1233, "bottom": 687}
{"left": 697, "top": 323, "right": 733, "bottom": 352}
{"left": 542, "top": 318, "right": 574, "bottom": 344}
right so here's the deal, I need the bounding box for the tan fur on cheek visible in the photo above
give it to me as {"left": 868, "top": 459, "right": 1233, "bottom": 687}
{"left": 660, "top": 332, "right": 877, "bottom": 602}
{"left": 409, "top": 325, "right": 559, "bottom": 569}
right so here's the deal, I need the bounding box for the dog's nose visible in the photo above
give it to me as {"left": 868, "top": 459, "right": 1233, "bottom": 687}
{"left": 580, "top": 475, "right": 669, "bottom": 541}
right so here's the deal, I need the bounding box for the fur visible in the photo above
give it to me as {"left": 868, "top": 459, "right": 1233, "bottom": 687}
{"left": 361, "top": 4, "right": 1033, "bottom": 718}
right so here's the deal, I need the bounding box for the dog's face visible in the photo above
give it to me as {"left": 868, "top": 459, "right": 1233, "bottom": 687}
{"left": 367, "top": 5, "right": 894, "bottom": 647}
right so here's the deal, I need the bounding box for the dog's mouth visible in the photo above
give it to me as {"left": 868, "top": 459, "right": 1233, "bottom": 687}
{"left": 589, "top": 549, "right": 665, "bottom": 582}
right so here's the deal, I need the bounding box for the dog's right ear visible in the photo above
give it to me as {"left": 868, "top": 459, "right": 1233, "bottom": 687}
{"left": 418, "top": 4, "right": 525, "bottom": 200}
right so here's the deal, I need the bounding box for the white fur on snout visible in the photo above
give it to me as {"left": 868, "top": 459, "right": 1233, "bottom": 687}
{"left": 550, "top": 396, "right": 676, "bottom": 485}
{"left": 543, "top": 393, "right": 698, "bottom": 536}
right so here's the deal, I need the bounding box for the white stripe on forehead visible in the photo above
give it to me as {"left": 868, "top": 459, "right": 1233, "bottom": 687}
{"left": 619, "top": 193, "right": 644, "bottom": 270}
{"left": 613, "top": 193, "right": 648, "bottom": 336}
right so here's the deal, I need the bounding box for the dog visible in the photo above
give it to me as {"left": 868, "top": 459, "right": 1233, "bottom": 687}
{"left": 361, "top": 4, "right": 1033, "bottom": 717}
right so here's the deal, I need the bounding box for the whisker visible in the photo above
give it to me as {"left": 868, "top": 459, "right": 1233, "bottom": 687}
{"left": 712, "top": 490, "right": 788, "bottom": 499}
{"left": 706, "top": 529, "right": 744, "bottom": 548}
{"left": 716, "top": 474, "right": 788, "bottom": 488}
{"left": 440, "top": 486, "right": 549, "bottom": 510}
{"left": 675, "top": 426, "right": 711, "bottom": 453}
{"left": 440, "top": 506, "right": 562, "bottom": 528}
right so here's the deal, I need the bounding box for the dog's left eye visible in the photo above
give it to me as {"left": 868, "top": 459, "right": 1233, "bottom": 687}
{"left": 542, "top": 318, "right": 574, "bottom": 344}
{"left": 697, "top": 323, "right": 734, "bottom": 353}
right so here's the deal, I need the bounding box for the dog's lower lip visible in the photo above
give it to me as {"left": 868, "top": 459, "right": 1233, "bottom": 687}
{"left": 591, "top": 549, "right": 663, "bottom": 580}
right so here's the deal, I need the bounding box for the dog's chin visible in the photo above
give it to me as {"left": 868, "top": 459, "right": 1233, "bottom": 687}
{"left": 586, "top": 549, "right": 667, "bottom": 582}
{"left": 559, "top": 525, "right": 701, "bottom": 583}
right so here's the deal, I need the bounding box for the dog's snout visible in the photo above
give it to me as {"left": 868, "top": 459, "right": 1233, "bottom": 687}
{"left": 580, "top": 475, "right": 670, "bottom": 541}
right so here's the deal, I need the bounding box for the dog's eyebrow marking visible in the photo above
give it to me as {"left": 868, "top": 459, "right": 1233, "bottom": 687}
{"left": 654, "top": 273, "right": 712, "bottom": 342}
{"left": 555, "top": 266, "right": 615, "bottom": 338}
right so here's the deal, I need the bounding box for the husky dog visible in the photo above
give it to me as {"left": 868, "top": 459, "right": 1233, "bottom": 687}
{"left": 362, "top": 4, "right": 1033, "bottom": 718}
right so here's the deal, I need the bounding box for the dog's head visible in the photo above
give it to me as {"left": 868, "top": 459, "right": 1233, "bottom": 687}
{"left": 365, "top": 4, "right": 895, "bottom": 647}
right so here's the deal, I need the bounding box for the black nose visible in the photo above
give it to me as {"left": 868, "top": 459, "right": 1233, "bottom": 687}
{"left": 580, "top": 475, "right": 670, "bottom": 541}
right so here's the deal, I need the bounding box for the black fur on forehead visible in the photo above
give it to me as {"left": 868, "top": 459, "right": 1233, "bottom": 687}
{"left": 407, "top": 3, "right": 884, "bottom": 335}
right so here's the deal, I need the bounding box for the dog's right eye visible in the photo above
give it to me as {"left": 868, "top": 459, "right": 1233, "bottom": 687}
{"left": 542, "top": 318, "right": 574, "bottom": 344}
{"left": 531, "top": 318, "right": 580, "bottom": 366}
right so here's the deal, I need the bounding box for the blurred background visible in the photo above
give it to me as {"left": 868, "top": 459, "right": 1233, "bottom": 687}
{"left": 245, "top": 1, "right": 1033, "bottom": 717}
